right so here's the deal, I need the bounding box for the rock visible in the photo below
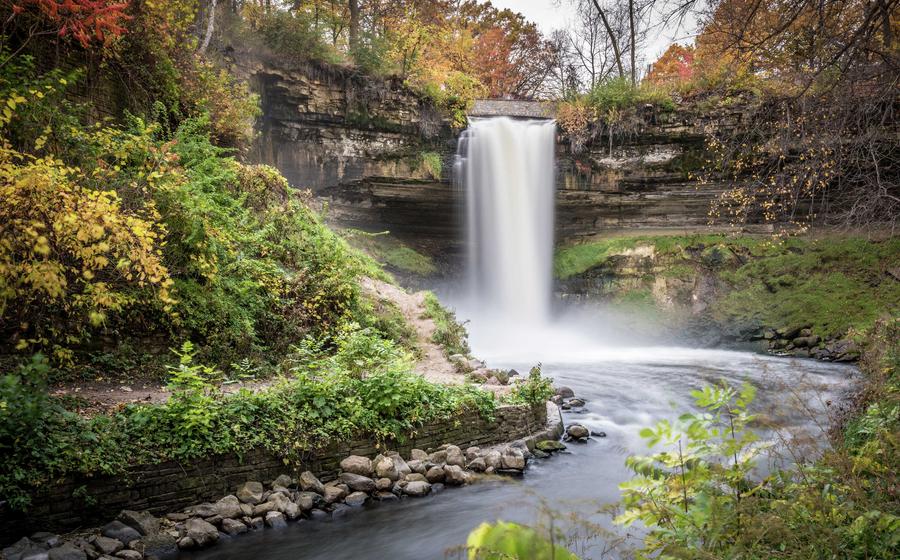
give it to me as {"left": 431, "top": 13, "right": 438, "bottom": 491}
{"left": 373, "top": 455, "right": 400, "bottom": 480}
{"left": 252, "top": 501, "right": 275, "bottom": 516}
{"left": 344, "top": 492, "right": 368, "bottom": 507}
{"left": 339, "top": 472, "right": 376, "bottom": 493}
{"left": 373, "top": 491, "right": 400, "bottom": 502}
{"left": 469, "top": 369, "right": 489, "bottom": 383}
{"left": 793, "top": 335, "right": 821, "bottom": 348}
{"left": 448, "top": 354, "right": 470, "bottom": 371}
{"left": 407, "top": 459, "right": 427, "bottom": 475}
{"left": 3, "top": 538, "right": 43, "bottom": 560}
{"left": 236, "top": 481, "right": 264, "bottom": 505}
{"left": 484, "top": 450, "right": 502, "bottom": 471}
{"left": 500, "top": 448, "right": 526, "bottom": 471}
{"left": 283, "top": 502, "right": 301, "bottom": 520}
{"left": 298, "top": 471, "right": 325, "bottom": 494}
{"left": 465, "top": 447, "right": 481, "bottom": 461}
{"left": 568, "top": 398, "right": 586, "bottom": 407}
{"left": 340, "top": 455, "right": 373, "bottom": 477}
{"left": 30, "top": 533, "right": 60, "bottom": 549}
{"left": 204, "top": 514, "right": 223, "bottom": 527}
{"left": 535, "top": 440, "right": 567, "bottom": 452}
{"left": 48, "top": 546, "right": 86, "bottom": 560}
{"left": 331, "top": 504, "right": 352, "bottom": 519}
{"left": 101, "top": 522, "right": 141, "bottom": 546}
{"left": 443, "top": 465, "right": 468, "bottom": 485}
{"left": 119, "top": 510, "right": 160, "bottom": 536}
{"left": 264, "top": 511, "right": 287, "bottom": 529}
{"left": 425, "top": 465, "right": 445, "bottom": 483}
{"left": 296, "top": 491, "right": 322, "bottom": 510}
{"left": 93, "top": 537, "right": 123, "bottom": 556}
{"left": 566, "top": 424, "right": 590, "bottom": 440}
{"left": 165, "top": 513, "right": 189, "bottom": 522}
{"left": 113, "top": 552, "right": 141, "bottom": 560}
{"left": 272, "top": 474, "right": 293, "bottom": 489}
{"left": 184, "top": 518, "right": 218, "bottom": 547}
{"left": 550, "top": 394, "right": 563, "bottom": 405}
{"left": 138, "top": 533, "right": 178, "bottom": 560}
{"left": 322, "top": 486, "right": 346, "bottom": 505}
{"left": 375, "top": 478, "right": 394, "bottom": 491}
{"left": 309, "top": 509, "right": 330, "bottom": 521}
{"left": 467, "top": 457, "right": 486, "bottom": 472}
{"left": 214, "top": 495, "right": 243, "bottom": 519}
{"left": 403, "top": 480, "right": 432, "bottom": 497}
{"left": 555, "top": 386, "right": 575, "bottom": 399}
{"left": 431, "top": 483, "right": 445, "bottom": 494}
{"left": 240, "top": 504, "right": 253, "bottom": 517}
{"left": 405, "top": 472, "right": 427, "bottom": 482}
{"left": 387, "top": 452, "right": 412, "bottom": 476}
{"left": 409, "top": 449, "right": 428, "bottom": 461}
{"left": 428, "top": 449, "right": 448, "bottom": 464}
{"left": 533, "top": 449, "right": 550, "bottom": 459}
{"left": 176, "top": 537, "right": 195, "bottom": 550}
{"left": 220, "top": 518, "right": 248, "bottom": 537}
{"left": 445, "top": 445, "right": 466, "bottom": 467}
{"left": 248, "top": 517, "right": 264, "bottom": 531}
{"left": 591, "top": 430, "right": 607, "bottom": 438}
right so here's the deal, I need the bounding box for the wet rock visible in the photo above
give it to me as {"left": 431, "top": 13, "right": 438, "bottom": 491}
{"left": 591, "top": 430, "right": 607, "bottom": 438}
{"left": 373, "top": 455, "right": 400, "bottom": 480}
{"left": 339, "top": 472, "right": 376, "bottom": 493}
{"left": 331, "top": 504, "right": 352, "bottom": 519}
{"left": 236, "top": 481, "right": 264, "bottom": 505}
{"left": 298, "top": 471, "right": 325, "bottom": 494}
{"left": 566, "top": 424, "right": 590, "bottom": 441}
{"left": 344, "top": 492, "right": 368, "bottom": 507}
{"left": 48, "top": 545, "right": 86, "bottom": 560}
{"left": 264, "top": 511, "right": 287, "bottom": 529}
{"left": 409, "top": 449, "right": 428, "bottom": 461}
{"left": 533, "top": 449, "right": 550, "bottom": 459}
{"left": 340, "top": 455, "right": 373, "bottom": 477}
{"left": 101, "top": 522, "right": 141, "bottom": 547}
{"left": 500, "top": 448, "right": 526, "bottom": 471}
{"left": 221, "top": 518, "right": 248, "bottom": 537}
{"left": 93, "top": 537, "right": 123, "bottom": 556}
{"left": 428, "top": 449, "right": 448, "bottom": 464}
{"left": 535, "top": 440, "right": 566, "bottom": 452}
{"left": 484, "top": 450, "right": 502, "bottom": 471}
{"left": 465, "top": 446, "right": 481, "bottom": 461}
{"left": 445, "top": 445, "right": 466, "bottom": 467}
{"left": 2, "top": 538, "right": 43, "bottom": 560}
{"left": 467, "top": 457, "right": 486, "bottom": 472}
{"left": 387, "top": 452, "right": 412, "bottom": 477}
{"left": 403, "top": 480, "right": 432, "bottom": 497}
{"left": 138, "top": 533, "right": 178, "bottom": 560}
{"left": 284, "top": 502, "right": 301, "bottom": 521}
{"left": 555, "top": 386, "right": 575, "bottom": 399}
{"left": 31, "top": 533, "right": 60, "bottom": 549}
{"left": 248, "top": 517, "right": 264, "bottom": 531}
{"left": 443, "top": 465, "right": 468, "bottom": 485}
{"left": 175, "top": 537, "right": 195, "bottom": 550}
{"left": 321, "top": 486, "right": 346, "bottom": 505}
{"left": 425, "top": 465, "right": 445, "bottom": 483}
{"left": 184, "top": 519, "right": 218, "bottom": 547}
{"left": 214, "top": 495, "right": 243, "bottom": 519}
{"left": 568, "top": 398, "right": 586, "bottom": 407}
{"left": 407, "top": 459, "right": 427, "bottom": 474}
{"left": 373, "top": 491, "right": 400, "bottom": 502}
{"left": 550, "top": 395, "right": 563, "bottom": 405}
{"left": 119, "top": 510, "right": 160, "bottom": 537}
{"left": 309, "top": 509, "right": 330, "bottom": 521}
{"left": 272, "top": 474, "right": 293, "bottom": 489}
{"left": 375, "top": 477, "right": 394, "bottom": 491}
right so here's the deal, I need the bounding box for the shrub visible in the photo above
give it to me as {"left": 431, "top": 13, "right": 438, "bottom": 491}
{"left": 419, "top": 151, "right": 442, "bottom": 179}
{"left": 505, "top": 366, "right": 554, "bottom": 406}
{"left": 422, "top": 292, "right": 470, "bottom": 357}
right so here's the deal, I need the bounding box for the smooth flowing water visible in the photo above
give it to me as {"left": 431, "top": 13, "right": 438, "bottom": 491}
{"left": 186, "top": 117, "right": 857, "bottom": 559}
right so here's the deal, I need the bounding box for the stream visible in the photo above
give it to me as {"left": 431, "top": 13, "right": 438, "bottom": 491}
{"left": 184, "top": 338, "right": 855, "bottom": 560}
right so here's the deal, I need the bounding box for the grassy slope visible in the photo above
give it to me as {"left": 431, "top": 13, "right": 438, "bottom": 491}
{"left": 555, "top": 234, "right": 900, "bottom": 340}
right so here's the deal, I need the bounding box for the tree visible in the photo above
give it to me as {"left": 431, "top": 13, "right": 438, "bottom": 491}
{"left": 646, "top": 43, "right": 694, "bottom": 85}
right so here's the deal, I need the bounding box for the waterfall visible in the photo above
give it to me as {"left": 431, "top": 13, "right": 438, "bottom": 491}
{"left": 455, "top": 117, "right": 557, "bottom": 324}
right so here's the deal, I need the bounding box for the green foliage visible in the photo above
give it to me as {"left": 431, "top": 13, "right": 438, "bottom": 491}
{"left": 466, "top": 521, "right": 579, "bottom": 560}
{"left": 586, "top": 77, "right": 675, "bottom": 112}
{"left": 243, "top": 5, "right": 346, "bottom": 66}
{"left": 342, "top": 229, "right": 437, "bottom": 277}
{"left": 422, "top": 292, "right": 471, "bottom": 357}
{"left": 505, "top": 366, "right": 554, "bottom": 406}
{"left": 419, "top": 151, "right": 442, "bottom": 180}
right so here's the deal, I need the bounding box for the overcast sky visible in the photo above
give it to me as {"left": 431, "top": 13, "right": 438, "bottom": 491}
{"left": 488, "top": 0, "right": 698, "bottom": 62}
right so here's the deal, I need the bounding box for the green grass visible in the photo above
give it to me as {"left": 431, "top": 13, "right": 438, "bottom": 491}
{"left": 422, "top": 292, "right": 470, "bottom": 357}
{"left": 342, "top": 229, "right": 437, "bottom": 276}
{"left": 419, "top": 151, "right": 442, "bottom": 180}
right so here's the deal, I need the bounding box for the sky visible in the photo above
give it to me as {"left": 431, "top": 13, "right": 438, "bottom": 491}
{"left": 488, "top": 0, "right": 698, "bottom": 62}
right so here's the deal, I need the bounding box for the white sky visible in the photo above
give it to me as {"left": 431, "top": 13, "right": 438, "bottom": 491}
{"left": 488, "top": 0, "right": 698, "bottom": 62}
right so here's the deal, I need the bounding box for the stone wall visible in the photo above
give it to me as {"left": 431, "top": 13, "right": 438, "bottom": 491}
{"left": 0, "top": 404, "right": 547, "bottom": 545}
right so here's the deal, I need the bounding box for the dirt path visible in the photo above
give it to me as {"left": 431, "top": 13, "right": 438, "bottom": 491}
{"left": 50, "top": 279, "right": 495, "bottom": 413}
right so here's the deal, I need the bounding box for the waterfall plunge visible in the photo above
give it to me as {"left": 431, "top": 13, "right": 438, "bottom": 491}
{"left": 455, "top": 117, "right": 557, "bottom": 324}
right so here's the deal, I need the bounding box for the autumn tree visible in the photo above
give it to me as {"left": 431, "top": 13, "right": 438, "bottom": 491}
{"left": 646, "top": 43, "right": 694, "bottom": 85}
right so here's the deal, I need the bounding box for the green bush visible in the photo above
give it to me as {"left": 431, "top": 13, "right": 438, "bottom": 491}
{"left": 505, "top": 366, "right": 554, "bottom": 406}
{"left": 422, "top": 292, "right": 471, "bottom": 357}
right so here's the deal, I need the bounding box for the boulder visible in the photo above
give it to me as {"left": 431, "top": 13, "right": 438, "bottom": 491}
{"left": 465, "top": 447, "right": 481, "bottom": 461}
{"left": 428, "top": 449, "right": 448, "bottom": 464}
{"left": 445, "top": 445, "right": 466, "bottom": 467}
{"left": 448, "top": 354, "right": 470, "bottom": 371}
{"left": 409, "top": 449, "right": 428, "bottom": 461}
{"left": 484, "top": 450, "right": 502, "bottom": 471}
{"left": 138, "top": 533, "right": 178, "bottom": 560}
{"left": 340, "top": 455, "right": 373, "bottom": 477}
{"left": 339, "top": 472, "right": 376, "bottom": 493}
{"left": 248, "top": 517, "right": 264, "bottom": 531}
{"left": 31, "top": 533, "right": 60, "bottom": 549}
{"left": 373, "top": 455, "right": 400, "bottom": 480}
{"left": 403, "top": 481, "right": 432, "bottom": 497}
{"left": 309, "top": 509, "right": 330, "bottom": 521}
{"left": 48, "top": 545, "right": 86, "bottom": 560}
{"left": 221, "top": 519, "right": 247, "bottom": 537}
{"left": 387, "top": 452, "right": 412, "bottom": 477}
{"left": 114, "top": 552, "right": 141, "bottom": 560}
{"left": 405, "top": 473, "right": 427, "bottom": 483}
{"left": 264, "top": 511, "right": 287, "bottom": 529}
{"left": 344, "top": 491, "right": 368, "bottom": 507}
{"left": 236, "top": 481, "right": 264, "bottom": 505}
{"left": 298, "top": 471, "right": 325, "bottom": 494}
{"left": 2, "top": 538, "right": 43, "bottom": 560}
{"left": 425, "top": 465, "right": 445, "bottom": 483}
{"left": 184, "top": 518, "right": 218, "bottom": 547}
{"left": 568, "top": 398, "right": 586, "bottom": 407}
{"left": 214, "top": 495, "right": 243, "bottom": 519}
{"left": 407, "top": 459, "right": 427, "bottom": 475}
{"left": 119, "top": 510, "right": 160, "bottom": 536}
{"left": 443, "top": 465, "right": 468, "bottom": 485}
{"left": 500, "top": 447, "right": 526, "bottom": 471}
{"left": 272, "top": 474, "right": 293, "bottom": 489}
{"left": 322, "top": 486, "right": 346, "bottom": 505}
{"left": 535, "top": 440, "right": 567, "bottom": 453}
{"left": 101, "top": 522, "right": 141, "bottom": 546}
{"left": 175, "top": 537, "right": 195, "bottom": 550}
{"left": 566, "top": 424, "right": 590, "bottom": 440}
{"left": 467, "top": 457, "right": 487, "bottom": 472}
{"left": 373, "top": 491, "right": 400, "bottom": 502}
{"left": 283, "top": 502, "right": 301, "bottom": 521}
{"left": 375, "top": 478, "right": 394, "bottom": 491}
{"left": 793, "top": 335, "right": 821, "bottom": 348}
{"left": 555, "top": 386, "right": 575, "bottom": 399}
{"left": 295, "top": 491, "right": 322, "bottom": 510}
{"left": 93, "top": 537, "right": 123, "bottom": 555}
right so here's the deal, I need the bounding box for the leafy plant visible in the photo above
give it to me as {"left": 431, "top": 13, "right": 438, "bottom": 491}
{"left": 505, "top": 365, "right": 554, "bottom": 406}
{"left": 422, "top": 292, "right": 470, "bottom": 357}
{"left": 466, "top": 521, "right": 578, "bottom": 560}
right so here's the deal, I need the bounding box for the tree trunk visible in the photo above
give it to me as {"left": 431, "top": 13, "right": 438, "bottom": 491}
{"left": 628, "top": 0, "right": 636, "bottom": 85}
{"left": 349, "top": 0, "right": 360, "bottom": 51}
{"left": 200, "top": 0, "right": 218, "bottom": 53}
{"left": 591, "top": 0, "right": 625, "bottom": 78}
